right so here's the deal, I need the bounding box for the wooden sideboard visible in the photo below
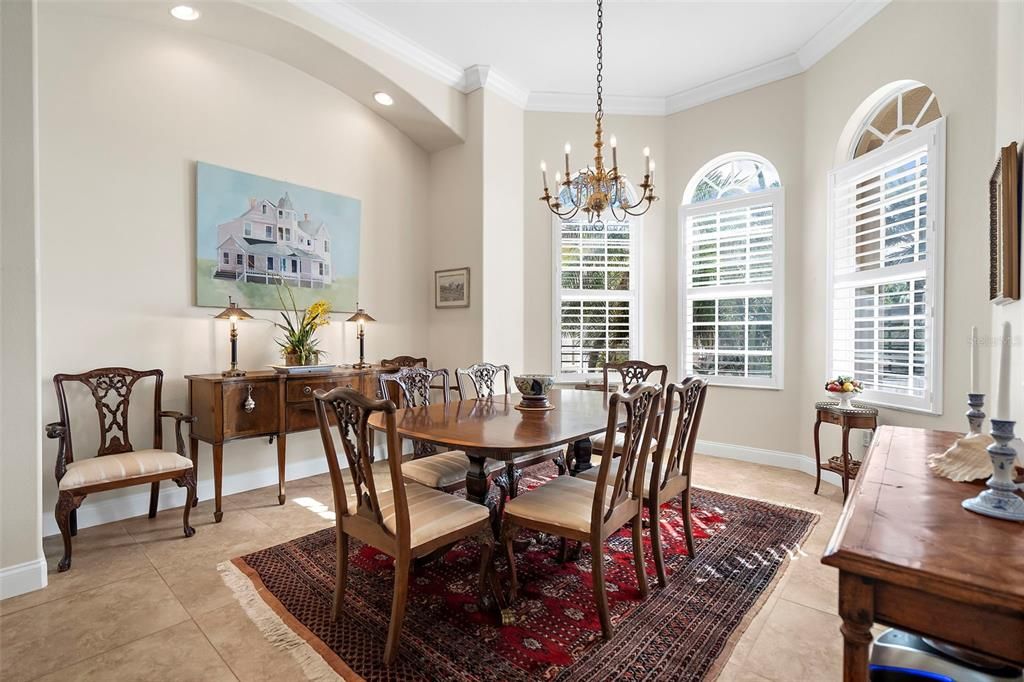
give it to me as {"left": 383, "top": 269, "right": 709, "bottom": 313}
{"left": 822, "top": 426, "right": 1024, "bottom": 681}
{"left": 186, "top": 366, "right": 390, "bottom": 522}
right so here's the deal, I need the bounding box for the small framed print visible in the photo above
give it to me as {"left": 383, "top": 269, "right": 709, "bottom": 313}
{"left": 435, "top": 267, "right": 470, "bottom": 308}
{"left": 990, "top": 141, "right": 1020, "bottom": 304}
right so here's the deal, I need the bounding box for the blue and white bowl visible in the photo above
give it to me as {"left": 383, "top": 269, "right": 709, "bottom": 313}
{"left": 514, "top": 374, "right": 554, "bottom": 399}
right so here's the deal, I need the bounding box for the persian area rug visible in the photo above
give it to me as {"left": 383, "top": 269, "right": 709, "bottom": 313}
{"left": 221, "top": 462, "right": 818, "bottom": 682}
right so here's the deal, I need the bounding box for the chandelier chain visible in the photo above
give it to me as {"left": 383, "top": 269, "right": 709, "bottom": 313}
{"left": 595, "top": 0, "right": 603, "bottom": 122}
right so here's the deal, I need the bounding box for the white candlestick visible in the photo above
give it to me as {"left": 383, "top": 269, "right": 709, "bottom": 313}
{"left": 540, "top": 161, "right": 548, "bottom": 190}
{"left": 995, "top": 321, "right": 1012, "bottom": 420}
{"left": 970, "top": 326, "right": 979, "bottom": 394}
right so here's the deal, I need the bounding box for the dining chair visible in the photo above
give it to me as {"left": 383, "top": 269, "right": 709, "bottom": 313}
{"left": 313, "top": 387, "right": 498, "bottom": 664}
{"left": 501, "top": 382, "right": 662, "bottom": 640}
{"left": 456, "top": 362, "right": 567, "bottom": 507}
{"left": 378, "top": 366, "right": 504, "bottom": 491}
{"left": 580, "top": 377, "right": 708, "bottom": 586}
{"left": 46, "top": 367, "right": 197, "bottom": 572}
{"left": 380, "top": 355, "right": 428, "bottom": 369}
{"left": 591, "top": 360, "right": 669, "bottom": 458}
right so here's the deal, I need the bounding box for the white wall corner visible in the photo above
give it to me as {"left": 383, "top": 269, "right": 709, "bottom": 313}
{"left": 462, "top": 65, "right": 529, "bottom": 109}
{"left": 696, "top": 439, "right": 843, "bottom": 489}
{"left": 797, "top": 0, "right": 892, "bottom": 70}
{"left": 0, "top": 558, "right": 48, "bottom": 601}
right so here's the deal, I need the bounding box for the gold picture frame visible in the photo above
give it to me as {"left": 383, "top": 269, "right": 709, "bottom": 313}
{"left": 990, "top": 141, "right": 1020, "bottom": 304}
{"left": 435, "top": 267, "right": 470, "bottom": 308}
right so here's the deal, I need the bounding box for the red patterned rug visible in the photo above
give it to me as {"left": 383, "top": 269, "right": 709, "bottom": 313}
{"left": 223, "top": 462, "right": 817, "bottom": 681}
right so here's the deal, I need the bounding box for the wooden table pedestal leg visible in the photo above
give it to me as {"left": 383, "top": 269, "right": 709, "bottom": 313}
{"left": 277, "top": 433, "right": 287, "bottom": 505}
{"left": 570, "top": 438, "right": 593, "bottom": 475}
{"left": 838, "top": 571, "right": 874, "bottom": 682}
{"left": 465, "top": 453, "right": 491, "bottom": 506}
{"left": 212, "top": 443, "right": 224, "bottom": 523}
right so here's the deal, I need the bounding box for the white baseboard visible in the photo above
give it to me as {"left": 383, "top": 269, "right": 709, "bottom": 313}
{"left": 0, "top": 558, "right": 48, "bottom": 600}
{"left": 696, "top": 439, "right": 843, "bottom": 489}
{"left": 41, "top": 457, "right": 331, "bottom": 538}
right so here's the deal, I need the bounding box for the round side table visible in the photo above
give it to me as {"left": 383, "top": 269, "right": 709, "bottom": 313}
{"left": 813, "top": 401, "right": 879, "bottom": 500}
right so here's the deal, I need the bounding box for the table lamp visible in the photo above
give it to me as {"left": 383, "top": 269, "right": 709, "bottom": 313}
{"left": 346, "top": 304, "right": 375, "bottom": 369}
{"left": 214, "top": 296, "right": 253, "bottom": 377}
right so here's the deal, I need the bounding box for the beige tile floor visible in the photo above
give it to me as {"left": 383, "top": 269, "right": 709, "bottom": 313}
{"left": 0, "top": 456, "right": 850, "bottom": 681}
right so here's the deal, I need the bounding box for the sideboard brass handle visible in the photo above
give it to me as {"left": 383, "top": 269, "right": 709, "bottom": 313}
{"left": 244, "top": 385, "right": 256, "bottom": 413}
{"left": 303, "top": 386, "right": 312, "bottom": 395}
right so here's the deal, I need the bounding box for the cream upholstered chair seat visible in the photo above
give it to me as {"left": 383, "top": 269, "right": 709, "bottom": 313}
{"left": 58, "top": 450, "right": 192, "bottom": 490}
{"left": 591, "top": 431, "right": 658, "bottom": 455}
{"left": 401, "top": 451, "right": 504, "bottom": 489}
{"left": 502, "top": 475, "right": 614, "bottom": 534}
{"left": 373, "top": 482, "right": 491, "bottom": 548}
{"left": 577, "top": 454, "right": 683, "bottom": 499}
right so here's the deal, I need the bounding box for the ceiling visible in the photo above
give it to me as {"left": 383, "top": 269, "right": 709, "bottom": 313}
{"left": 317, "top": 0, "right": 890, "bottom": 113}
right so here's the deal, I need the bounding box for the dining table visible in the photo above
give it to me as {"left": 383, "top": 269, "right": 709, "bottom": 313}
{"left": 366, "top": 388, "right": 628, "bottom": 506}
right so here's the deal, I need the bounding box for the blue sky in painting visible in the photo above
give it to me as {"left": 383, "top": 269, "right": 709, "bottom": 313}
{"left": 196, "top": 161, "right": 360, "bottom": 277}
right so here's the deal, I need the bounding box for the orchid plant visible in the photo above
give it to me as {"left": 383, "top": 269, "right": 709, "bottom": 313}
{"left": 274, "top": 281, "right": 331, "bottom": 365}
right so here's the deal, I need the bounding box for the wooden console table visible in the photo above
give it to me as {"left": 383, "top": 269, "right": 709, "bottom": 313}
{"left": 822, "top": 426, "right": 1024, "bottom": 681}
{"left": 186, "top": 366, "right": 389, "bottom": 522}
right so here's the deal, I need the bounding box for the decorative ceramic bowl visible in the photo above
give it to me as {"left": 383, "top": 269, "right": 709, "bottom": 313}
{"left": 514, "top": 374, "right": 554, "bottom": 398}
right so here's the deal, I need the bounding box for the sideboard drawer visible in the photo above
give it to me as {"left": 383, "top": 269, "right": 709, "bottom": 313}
{"left": 222, "top": 381, "right": 279, "bottom": 438}
{"left": 286, "top": 376, "right": 359, "bottom": 403}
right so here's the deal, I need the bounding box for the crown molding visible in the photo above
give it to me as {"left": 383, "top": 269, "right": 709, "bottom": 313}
{"left": 797, "top": 0, "right": 890, "bottom": 69}
{"left": 292, "top": 0, "right": 891, "bottom": 117}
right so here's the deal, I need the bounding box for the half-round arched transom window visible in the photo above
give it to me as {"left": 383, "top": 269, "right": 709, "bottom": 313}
{"left": 852, "top": 83, "right": 941, "bottom": 158}
{"left": 684, "top": 155, "right": 781, "bottom": 204}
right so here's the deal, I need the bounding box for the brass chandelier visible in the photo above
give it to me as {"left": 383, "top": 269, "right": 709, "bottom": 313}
{"left": 539, "top": 0, "right": 657, "bottom": 222}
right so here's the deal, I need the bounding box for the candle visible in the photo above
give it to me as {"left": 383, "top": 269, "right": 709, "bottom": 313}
{"left": 649, "top": 160, "right": 656, "bottom": 185}
{"left": 564, "top": 142, "right": 571, "bottom": 176}
{"left": 643, "top": 146, "right": 651, "bottom": 175}
{"left": 970, "top": 326, "right": 979, "bottom": 394}
{"left": 610, "top": 135, "right": 618, "bottom": 171}
{"left": 995, "top": 321, "right": 1012, "bottom": 420}
{"left": 540, "top": 161, "right": 548, "bottom": 190}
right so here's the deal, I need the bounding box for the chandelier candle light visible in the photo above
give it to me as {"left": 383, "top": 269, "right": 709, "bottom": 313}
{"left": 539, "top": 0, "right": 657, "bottom": 222}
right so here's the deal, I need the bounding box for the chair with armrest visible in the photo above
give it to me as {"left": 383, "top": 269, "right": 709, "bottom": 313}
{"left": 579, "top": 377, "right": 708, "bottom": 585}
{"left": 378, "top": 366, "right": 504, "bottom": 492}
{"left": 313, "top": 386, "right": 498, "bottom": 664}
{"left": 456, "top": 362, "right": 567, "bottom": 506}
{"left": 47, "top": 367, "right": 197, "bottom": 572}
{"left": 502, "top": 382, "right": 662, "bottom": 640}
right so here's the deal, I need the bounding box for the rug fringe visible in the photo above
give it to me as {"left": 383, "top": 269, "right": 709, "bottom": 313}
{"left": 218, "top": 561, "right": 344, "bottom": 682}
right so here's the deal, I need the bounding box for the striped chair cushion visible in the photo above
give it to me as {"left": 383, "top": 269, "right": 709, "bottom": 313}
{"left": 504, "top": 475, "right": 614, "bottom": 534}
{"left": 577, "top": 455, "right": 684, "bottom": 499}
{"left": 58, "top": 450, "right": 192, "bottom": 490}
{"left": 375, "top": 482, "right": 490, "bottom": 548}
{"left": 402, "top": 451, "right": 504, "bottom": 489}
{"left": 591, "top": 431, "right": 658, "bottom": 455}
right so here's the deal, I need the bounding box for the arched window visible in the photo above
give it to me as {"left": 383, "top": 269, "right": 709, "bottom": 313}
{"left": 680, "top": 153, "right": 784, "bottom": 388}
{"left": 553, "top": 174, "right": 641, "bottom": 380}
{"left": 827, "top": 82, "right": 945, "bottom": 413}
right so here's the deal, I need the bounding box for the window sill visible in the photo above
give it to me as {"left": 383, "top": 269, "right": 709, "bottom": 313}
{"left": 845, "top": 396, "right": 941, "bottom": 417}
{"left": 699, "top": 377, "right": 784, "bottom": 391}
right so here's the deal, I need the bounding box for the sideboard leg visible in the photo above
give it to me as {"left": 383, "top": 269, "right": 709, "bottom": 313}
{"left": 213, "top": 443, "right": 224, "bottom": 523}
{"left": 189, "top": 436, "right": 200, "bottom": 507}
{"left": 277, "top": 433, "right": 287, "bottom": 505}
{"left": 838, "top": 571, "right": 874, "bottom": 682}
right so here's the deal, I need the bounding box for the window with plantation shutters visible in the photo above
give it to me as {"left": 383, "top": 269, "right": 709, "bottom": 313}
{"left": 680, "top": 154, "right": 785, "bottom": 388}
{"left": 827, "top": 115, "right": 945, "bottom": 413}
{"left": 554, "top": 213, "right": 639, "bottom": 381}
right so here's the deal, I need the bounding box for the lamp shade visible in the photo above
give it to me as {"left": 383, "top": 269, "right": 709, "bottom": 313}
{"left": 214, "top": 296, "right": 253, "bottom": 321}
{"left": 346, "top": 307, "right": 375, "bottom": 324}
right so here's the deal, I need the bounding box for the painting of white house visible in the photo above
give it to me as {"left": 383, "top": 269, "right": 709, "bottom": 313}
{"left": 195, "top": 162, "right": 361, "bottom": 311}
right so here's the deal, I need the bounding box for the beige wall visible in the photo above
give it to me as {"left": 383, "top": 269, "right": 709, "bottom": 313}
{"left": 35, "top": 6, "right": 434, "bottom": 533}
{"left": 1, "top": 0, "right": 47, "bottom": 597}
{"left": 991, "top": 0, "right": 1024, "bottom": 425}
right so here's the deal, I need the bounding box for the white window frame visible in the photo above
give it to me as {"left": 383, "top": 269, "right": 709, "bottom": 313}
{"left": 826, "top": 118, "right": 945, "bottom": 414}
{"left": 679, "top": 189, "right": 785, "bottom": 389}
{"left": 551, "top": 213, "right": 643, "bottom": 384}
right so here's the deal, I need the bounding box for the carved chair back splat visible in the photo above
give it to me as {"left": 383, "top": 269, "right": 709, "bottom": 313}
{"left": 378, "top": 366, "right": 452, "bottom": 457}
{"left": 456, "top": 362, "right": 511, "bottom": 399}
{"left": 380, "top": 356, "right": 428, "bottom": 369}
{"left": 602, "top": 360, "right": 669, "bottom": 394}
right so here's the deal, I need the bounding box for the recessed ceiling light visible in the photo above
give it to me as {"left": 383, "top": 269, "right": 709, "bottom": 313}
{"left": 170, "top": 5, "right": 201, "bottom": 21}
{"left": 373, "top": 92, "right": 394, "bottom": 107}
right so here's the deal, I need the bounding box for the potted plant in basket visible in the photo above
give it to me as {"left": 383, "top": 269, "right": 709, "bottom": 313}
{"left": 274, "top": 282, "right": 331, "bottom": 366}
{"left": 825, "top": 375, "right": 863, "bottom": 408}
